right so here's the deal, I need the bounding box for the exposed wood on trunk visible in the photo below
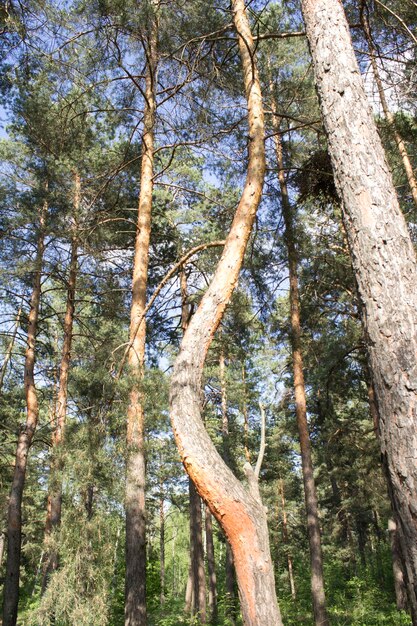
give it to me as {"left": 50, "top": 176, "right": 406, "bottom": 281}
{"left": 279, "top": 480, "right": 296, "bottom": 600}
{"left": 170, "top": 2, "right": 282, "bottom": 623}
{"left": 360, "top": 1, "right": 417, "bottom": 210}
{"left": 0, "top": 304, "right": 22, "bottom": 394}
{"left": 125, "top": 7, "right": 158, "bottom": 626}
{"left": 42, "top": 171, "right": 80, "bottom": 592}
{"left": 270, "top": 90, "right": 328, "bottom": 626}
{"left": 301, "top": 0, "right": 417, "bottom": 622}
{"left": 2, "top": 200, "right": 47, "bottom": 626}
{"left": 205, "top": 506, "right": 218, "bottom": 623}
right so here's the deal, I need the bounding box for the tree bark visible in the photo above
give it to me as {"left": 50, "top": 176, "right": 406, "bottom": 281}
{"left": 360, "top": 1, "right": 417, "bottom": 210}
{"left": 270, "top": 94, "right": 328, "bottom": 626}
{"left": 170, "top": 2, "right": 282, "bottom": 624}
{"left": 42, "top": 171, "right": 79, "bottom": 592}
{"left": 301, "top": 0, "right": 417, "bottom": 622}
{"left": 2, "top": 201, "right": 46, "bottom": 626}
{"left": 125, "top": 8, "right": 158, "bottom": 626}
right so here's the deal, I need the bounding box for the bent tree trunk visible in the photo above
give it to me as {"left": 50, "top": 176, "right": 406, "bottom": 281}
{"left": 42, "top": 172, "right": 80, "bottom": 591}
{"left": 2, "top": 202, "right": 46, "bottom": 626}
{"left": 125, "top": 8, "right": 158, "bottom": 625}
{"left": 271, "top": 96, "right": 328, "bottom": 626}
{"left": 170, "top": 2, "right": 282, "bottom": 625}
{"left": 301, "top": 0, "right": 417, "bottom": 621}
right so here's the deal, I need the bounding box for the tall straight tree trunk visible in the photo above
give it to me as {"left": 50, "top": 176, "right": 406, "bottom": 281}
{"left": 0, "top": 304, "right": 22, "bottom": 394}
{"left": 2, "top": 201, "right": 47, "bottom": 626}
{"left": 205, "top": 506, "right": 218, "bottom": 624}
{"left": 181, "top": 268, "right": 207, "bottom": 622}
{"left": 170, "top": 2, "right": 282, "bottom": 624}
{"left": 301, "top": 0, "right": 417, "bottom": 622}
{"left": 360, "top": 2, "right": 417, "bottom": 209}
{"left": 125, "top": 9, "right": 158, "bottom": 626}
{"left": 270, "top": 97, "right": 329, "bottom": 626}
{"left": 42, "top": 171, "right": 80, "bottom": 592}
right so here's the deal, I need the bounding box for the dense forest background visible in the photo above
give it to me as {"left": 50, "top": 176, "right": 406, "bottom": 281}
{"left": 0, "top": 0, "right": 417, "bottom": 624}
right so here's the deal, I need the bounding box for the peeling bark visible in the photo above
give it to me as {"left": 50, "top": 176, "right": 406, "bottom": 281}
{"left": 301, "top": 0, "right": 417, "bottom": 622}
{"left": 170, "top": 1, "right": 282, "bottom": 624}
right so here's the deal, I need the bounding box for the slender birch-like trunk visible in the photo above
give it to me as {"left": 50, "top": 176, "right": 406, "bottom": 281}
{"left": 170, "top": 2, "right": 282, "bottom": 623}
{"left": 270, "top": 95, "right": 328, "bottom": 626}
{"left": 42, "top": 171, "right": 80, "bottom": 592}
{"left": 125, "top": 8, "right": 158, "bottom": 625}
{"left": 301, "top": 0, "right": 417, "bottom": 621}
{"left": 2, "top": 201, "right": 47, "bottom": 626}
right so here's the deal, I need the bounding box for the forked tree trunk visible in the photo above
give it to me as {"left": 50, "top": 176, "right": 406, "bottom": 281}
{"left": 360, "top": 2, "right": 417, "bottom": 210}
{"left": 170, "top": 2, "right": 282, "bottom": 624}
{"left": 42, "top": 171, "right": 80, "bottom": 592}
{"left": 301, "top": 0, "right": 417, "bottom": 622}
{"left": 125, "top": 8, "right": 158, "bottom": 626}
{"left": 2, "top": 202, "right": 47, "bottom": 626}
{"left": 270, "top": 95, "right": 328, "bottom": 626}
